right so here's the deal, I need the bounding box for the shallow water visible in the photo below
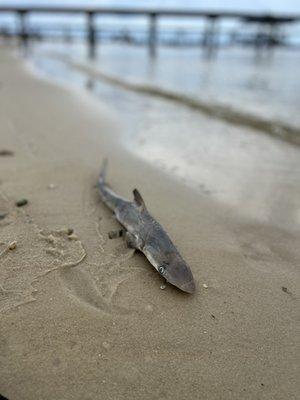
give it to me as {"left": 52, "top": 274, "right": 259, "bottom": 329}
{"left": 29, "top": 43, "right": 300, "bottom": 231}
{"left": 32, "top": 42, "right": 300, "bottom": 128}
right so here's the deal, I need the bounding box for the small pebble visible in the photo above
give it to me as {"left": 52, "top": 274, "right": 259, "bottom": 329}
{"left": 15, "top": 198, "right": 28, "bottom": 207}
{"left": 67, "top": 228, "right": 74, "bottom": 236}
{"left": 108, "top": 230, "right": 123, "bottom": 239}
{"left": 203, "top": 283, "right": 208, "bottom": 289}
{"left": 108, "top": 231, "right": 117, "bottom": 239}
{"left": 102, "top": 341, "right": 110, "bottom": 350}
{"left": 160, "top": 284, "right": 166, "bottom": 290}
{"left": 0, "top": 213, "right": 8, "bottom": 220}
{"left": 46, "top": 234, "right": 56, "bottom": 244}
{"left": 47, "top": 183, "right": 57, "bottom": 189}
{"left": 8, "top": 241, "right": 17, "bottom": 250}
{"left": 68, "top": 233, "right": 78, "bottom": 241}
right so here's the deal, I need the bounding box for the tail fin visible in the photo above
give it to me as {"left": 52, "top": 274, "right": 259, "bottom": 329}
{"left": 98, "top": 158, "right": 123, "bottom": 211}
{"left": 99, "top": 158, "right": 108, "bottom": 185}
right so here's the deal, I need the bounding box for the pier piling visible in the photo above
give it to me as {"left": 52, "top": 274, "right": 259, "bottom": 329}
{"left": 202, "top": 15, "right": 219, "bottom": 56}
{"left": 149, "top": 13, "right": 157, "bottom": 58}
{"left": 87, "top": 11, "right": 96, "bottom": 59}
{"left": 18, "top": 10, "right": 28, "bottom": 51}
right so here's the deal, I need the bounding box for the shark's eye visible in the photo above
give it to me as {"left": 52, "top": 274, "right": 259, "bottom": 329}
{"left": 158, "top": 266, "right": 166, "bottom": 275}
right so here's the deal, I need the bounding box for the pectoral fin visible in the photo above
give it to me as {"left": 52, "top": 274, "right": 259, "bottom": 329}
{"left": 125, "top": 231, "right": 144, "bottom": 250}
{"left": 125, "top": 232, "right": 138, "bottom": 249}
{"left": 133, "top": 189, "right": 146, "bottom": 211}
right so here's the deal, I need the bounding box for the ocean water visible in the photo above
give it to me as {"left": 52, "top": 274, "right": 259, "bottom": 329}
{"left": 29, "top": 41, "right": 300, "bottom": 229}
{"left": 32, "top": 41, "right": 300, "bottom": 129}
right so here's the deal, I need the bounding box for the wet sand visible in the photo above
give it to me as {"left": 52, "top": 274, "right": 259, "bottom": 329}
{"left": 0, "top": 48, "right": 299, "bottom": 400}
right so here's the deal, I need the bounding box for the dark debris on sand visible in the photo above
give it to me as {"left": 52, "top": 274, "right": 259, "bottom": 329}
{"left": 0, "top": 149, "right": 14, "bottom": 156}
{"left": 15, "top": 198, "right": 28, "bottom": 207}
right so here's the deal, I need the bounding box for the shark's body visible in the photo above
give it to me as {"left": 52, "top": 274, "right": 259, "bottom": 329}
{"left": 98, "top": 161, "right": 195, "bottom": 294}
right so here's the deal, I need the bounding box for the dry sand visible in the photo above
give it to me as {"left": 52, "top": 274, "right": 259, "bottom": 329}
{"left": 0, "top": 48, "right": 299, "bottom": 400}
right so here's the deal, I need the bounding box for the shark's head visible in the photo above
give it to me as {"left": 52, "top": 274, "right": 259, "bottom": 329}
{"left": 158, "top": 254, "right": 196, "bottom": 294}
{"left": 144, "top": 241, "right": 196, "bottom": 294}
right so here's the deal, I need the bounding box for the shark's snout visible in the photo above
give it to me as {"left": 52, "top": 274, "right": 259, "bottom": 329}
{"left": 179, "top": 279, "right": 196, "bottom": 294}
{"left": 166, "top": 262, "right": 196, "bottom": 294}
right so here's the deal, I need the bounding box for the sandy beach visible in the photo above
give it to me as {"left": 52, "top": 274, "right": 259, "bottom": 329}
{"left": 0, "top": 47, "right": 299, "bottom": 399}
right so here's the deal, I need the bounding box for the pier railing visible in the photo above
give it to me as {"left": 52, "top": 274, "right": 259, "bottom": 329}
{"left": 0, "top": 6, "right": 299, "bottom": 58}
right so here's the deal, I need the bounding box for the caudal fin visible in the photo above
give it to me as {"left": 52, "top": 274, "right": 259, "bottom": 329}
{"left": 99, "top": 158, "right": 108, "bottom": 185}
{"left": 98, "top": 158, "right": 123, "bottom": 211}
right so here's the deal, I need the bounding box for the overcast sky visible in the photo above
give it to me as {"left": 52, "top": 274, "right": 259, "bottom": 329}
{"left": 1, "top": 1, "right": 300, "bottom": 14}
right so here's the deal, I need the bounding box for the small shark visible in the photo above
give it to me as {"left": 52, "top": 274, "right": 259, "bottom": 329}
{"left": 98, "top": 160, "right": 195, "bottom": 294}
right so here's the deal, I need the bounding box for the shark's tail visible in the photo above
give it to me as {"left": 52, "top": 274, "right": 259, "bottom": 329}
{"left": 98, "top": 158, "right": 125, "bottom": 212}
{"left": 99, "top": 158, "right": 108, "bottom": 185}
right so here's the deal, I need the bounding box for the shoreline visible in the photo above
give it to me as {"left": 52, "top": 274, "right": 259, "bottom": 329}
{"left": 33, "top": 42, "right": 300, "bottom": 143}
{"left": 62, "top": 55, "right": 300, "bottom": 146}
{"left": 0, "top": 47, "right": 299, "bottom": 400}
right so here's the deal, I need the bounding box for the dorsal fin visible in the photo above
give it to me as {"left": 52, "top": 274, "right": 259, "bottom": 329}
{"left": 133, "top": 189, "right": 146, "bottom": 210}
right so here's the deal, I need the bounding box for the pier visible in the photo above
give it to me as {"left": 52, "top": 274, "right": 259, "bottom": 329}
{"left": 0, "top": 6, "right": 299, "bottom": 58}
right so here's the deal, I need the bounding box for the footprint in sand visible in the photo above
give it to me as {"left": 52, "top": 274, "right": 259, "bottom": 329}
{"left": 38, "top": 228, "right": 129, "bottom": 314}
{"left": 0, "top": 189, "right": 140, "bottom": 315}
{"left": 58, "top": 216, "right": 137, "bottom": 315}
{"left": 38, "top": 228, "right": 86, "bottom": 272}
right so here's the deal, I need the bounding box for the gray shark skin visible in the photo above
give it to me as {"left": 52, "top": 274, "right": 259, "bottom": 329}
{"left": 98, "top": 160, "right": 195, "bottom": 294}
